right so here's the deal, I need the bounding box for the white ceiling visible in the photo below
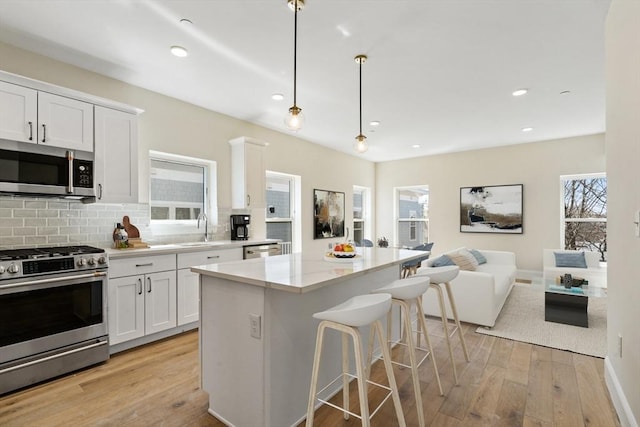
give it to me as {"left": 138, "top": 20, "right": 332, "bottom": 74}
{"left": 0, "top": 0, "right": 610, "bottom": 162}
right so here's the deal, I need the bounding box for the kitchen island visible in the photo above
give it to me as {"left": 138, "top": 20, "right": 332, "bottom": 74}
{"left": 192, "top": 247, "right": 425, "bottom": 427}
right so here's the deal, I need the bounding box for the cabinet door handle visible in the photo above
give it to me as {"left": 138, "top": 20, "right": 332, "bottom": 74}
{"left": 147, "top": 277, "right": 151, "bottom": 293}
{"left": 135, "top": 263, "right": 153, "bottom": 267}
{"left": 137, "top": 278, "right": 142, "bottom": 295}
{"left": 247, "top": 195, "right": 250, "bottom": 207}
{"left": 207, "top": 255, "right": 220, "bottom": 259}
{"left": 41, "top": 124, "right": 46, "bottom": 143}
{"left": 98, "top": 183, "right": 103, "bottom": 200}
{"left": 28, "top": 121, "right": 33, "bottom": 141}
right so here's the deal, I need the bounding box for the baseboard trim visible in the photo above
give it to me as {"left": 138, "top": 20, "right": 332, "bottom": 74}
{"left": 605, "top": 356, "right": 639, "bottom": 427}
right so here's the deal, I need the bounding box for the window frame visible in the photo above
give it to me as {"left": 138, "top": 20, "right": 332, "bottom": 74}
{"left": 148, "top": 150, "right": 217, "bottom": 236}
{"left": 353, "top": 185, "right": 371, "bottom": 245}
{"left": 560, "top": 172, "right": 607, "bottom": 262}
{"left": 266, "top": 171, "right": 301, "bottom": 253}
{"left": 394, "top": 185, "right": 429, "bottom": 248}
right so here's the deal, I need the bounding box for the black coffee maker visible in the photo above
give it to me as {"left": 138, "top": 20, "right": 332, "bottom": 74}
{"left": 230, "top": 214, "right": 250, "bottom": 240}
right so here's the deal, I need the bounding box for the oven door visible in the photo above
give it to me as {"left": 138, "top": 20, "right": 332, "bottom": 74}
{"left": 0, "top": 271, "right": 108, "bottom": 365}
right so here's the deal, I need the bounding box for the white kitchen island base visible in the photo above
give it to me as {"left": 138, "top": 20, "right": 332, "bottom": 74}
{"left": 195, "top": 249, "right": 426, "bottom": 427}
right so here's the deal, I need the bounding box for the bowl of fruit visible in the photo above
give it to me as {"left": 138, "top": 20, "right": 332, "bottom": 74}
{"left": 332, "top": 243, "right": 357, "bottom": 258}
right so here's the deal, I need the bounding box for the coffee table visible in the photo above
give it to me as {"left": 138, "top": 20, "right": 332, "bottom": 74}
{"left": 544, "top": 280, "right": 606, "bottom": 327}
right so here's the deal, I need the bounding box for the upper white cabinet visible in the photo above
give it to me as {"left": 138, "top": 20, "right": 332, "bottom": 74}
{"left": 94, "top": 106, "right": 139, "bottom": 203}
{"left": 0, "top": 81, "right": 37, "bottom": 143}
{"left": 0, "top": 81, "right": 93, "bottom": 151}
{"left": 37, "top": 92, "right": 94, "bottom": 152}
{"left": 229, "top": 136, "right": 267, "bottom": 209}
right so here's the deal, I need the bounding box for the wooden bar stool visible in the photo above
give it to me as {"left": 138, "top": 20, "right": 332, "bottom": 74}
{"left": 418, "top": 265, "right": 470, "bottom": 384}
{"left": 368, "top": 276, "right": 444, "bottom": 427}
{"left": 306, "top": 293, "right": 406, "bottom": 427}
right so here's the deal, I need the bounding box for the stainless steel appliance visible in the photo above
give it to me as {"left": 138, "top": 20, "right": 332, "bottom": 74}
{"left": 230, "top": 214, "right": 250, "bottom": 241}
{"left": 243, "top": 243, "right": 282, "bottom": 259}
{"left": 0, "top": 245, "right": 109, "bottom": 395}
{"left": 0, "top": 140, "right": 95, "bottom": 202}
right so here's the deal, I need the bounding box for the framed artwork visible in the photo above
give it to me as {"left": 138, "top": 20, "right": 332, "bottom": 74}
{"left": 313, "top": 189, "right": 345, "bottom": 239}
{"left": 460, "top": 184, "right": 523, "bottom": 234}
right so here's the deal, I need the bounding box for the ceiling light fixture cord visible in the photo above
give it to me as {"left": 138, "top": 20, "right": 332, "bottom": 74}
{"left": 293, "top": 0, "right": 298, "bottom": 107}
{"left": 285, "top": 0, "right": 304, "bottom": 131}
{"left": 354, "top": 54, "right": 368, "bottom": 153}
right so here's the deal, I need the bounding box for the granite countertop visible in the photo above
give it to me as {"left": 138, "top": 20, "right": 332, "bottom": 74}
{"left": 106, "top": 239, "right": 279, "bottom": 259}
{"left": 191, "top": 247, "right": 426, "bottom": 294}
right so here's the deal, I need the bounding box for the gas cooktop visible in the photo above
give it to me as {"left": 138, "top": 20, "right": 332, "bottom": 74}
{"left": 0, "top": 245, "right": 105, "bottom": 261}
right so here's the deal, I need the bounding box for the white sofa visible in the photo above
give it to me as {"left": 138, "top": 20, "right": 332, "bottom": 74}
{"left": 419, "top": 248, "right": 516, "bottom": 327}
{"left": 543, "top": 249, "right": 607, "bottom": 288}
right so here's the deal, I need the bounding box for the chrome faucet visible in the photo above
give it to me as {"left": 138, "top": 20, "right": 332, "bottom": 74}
{"left": 197, "top": 212, "right": 209, "bottom": 242}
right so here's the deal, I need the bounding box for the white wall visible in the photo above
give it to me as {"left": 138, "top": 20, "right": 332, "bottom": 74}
{"left": 605, "top": 1, "right": 640, "bottom": 425}
{"left": 0, "top": 42, "right": 375, "bottom": 253}
{"left": 375, "top": 134, "right": 605, "bottom": 271}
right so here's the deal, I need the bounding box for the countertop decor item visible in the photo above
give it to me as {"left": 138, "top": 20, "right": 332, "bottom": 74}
{"left": 122, "top": 216, "right": 140, "bottom": 238}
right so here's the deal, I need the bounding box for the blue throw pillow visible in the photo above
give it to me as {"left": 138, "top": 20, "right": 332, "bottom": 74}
{"left": 554, "top": 251, "right": 587, "bottom": 268}
{"left": 469, "top": 249, "right": 487, "bottom": 265}
{"left": 431, "top": 254, "right": 455, "bottom": 267}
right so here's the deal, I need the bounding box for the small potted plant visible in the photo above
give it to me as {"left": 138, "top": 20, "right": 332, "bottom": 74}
{"left": 377, "top": 237, "right": 389, "bottom": 248}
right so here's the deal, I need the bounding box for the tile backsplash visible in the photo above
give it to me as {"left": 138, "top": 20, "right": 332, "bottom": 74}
{"left": 0, "top": 195, "right": 229, "bottom": 250}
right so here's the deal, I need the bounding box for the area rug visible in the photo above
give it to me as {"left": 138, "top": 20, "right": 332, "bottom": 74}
{"left": 475, "top": 284, "right": 607, "bottom": 358}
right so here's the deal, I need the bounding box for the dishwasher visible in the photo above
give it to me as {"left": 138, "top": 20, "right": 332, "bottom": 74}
{"left": 243, "top": 243, "right": 282, "bottom": 259}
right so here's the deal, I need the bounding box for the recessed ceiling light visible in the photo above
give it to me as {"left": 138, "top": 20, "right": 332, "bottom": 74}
{"left": 369, "top": 121, "right": 380, "bottom": 126}
{"left": 412, "top": 144, "right": 420, "bottom": 149}
{"left": 512, "top": 89, "right": 528, "bottom": 97}
{"left": 170, "top": 46, "right": 188, "bottom": 57}
{"left": 521, "top": 127, "right": 533, "bottom": 132}
{"left": 271, "top": 93, "right": 284, "bottom": 101}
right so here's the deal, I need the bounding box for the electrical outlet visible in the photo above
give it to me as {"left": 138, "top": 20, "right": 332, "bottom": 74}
{"left": 618, "top": 333, "right": 623, "bottom": 357}
{"left": 250, "top": 314, "right": 261, "bottom": 339}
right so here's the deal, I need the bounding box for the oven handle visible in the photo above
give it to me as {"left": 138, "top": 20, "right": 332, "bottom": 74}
{"left": 0, "top": 340, "right": 107, "bottom": 375}
{"left": 0, "top": 271, "right": 107, "bottom": 290}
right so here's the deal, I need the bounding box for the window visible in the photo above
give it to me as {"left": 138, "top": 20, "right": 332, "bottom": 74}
{"left": 395, "top": 186, "right": 429, "bottom": 248}
{"left": 266, "top": 171, "right": 300, "bottom": 253}
{"left": 149, "top": 150, "right": 217, "bottom": 235}
{"left": 353, "top": 186, "right": 371, "bottom": 245}
{"left": 561, "top": 174, "right": 607, "bottom": 262}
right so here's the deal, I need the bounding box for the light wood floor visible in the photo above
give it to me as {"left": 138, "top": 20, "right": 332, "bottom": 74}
{"left": 0, "top": 320, "right": 620, "bottom": 427}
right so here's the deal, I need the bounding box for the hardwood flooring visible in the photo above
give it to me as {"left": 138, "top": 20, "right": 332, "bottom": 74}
{"left": 0, "top": 320, "right": 620, "bottom": 427}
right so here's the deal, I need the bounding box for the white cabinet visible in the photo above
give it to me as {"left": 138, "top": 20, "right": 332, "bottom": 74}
{"left": 229, "top": 136, "right": 267, "bottom": 209}
{"left": 37, "top": 92, "right": 94, "bottom": 152}
{"left": 108, "top": 254, "right": 177, "bottom": 345}
{"left": 176, "top": 247, "right": 243, "bottom": 325}
{"left": 0, "top": 81, "right": 93, "bottom": 151}
{"left": 94, "top": 106, "right": 139, "bottom": 203}
{"left": 0, "top": 81, "right": 37, "bottom": 143}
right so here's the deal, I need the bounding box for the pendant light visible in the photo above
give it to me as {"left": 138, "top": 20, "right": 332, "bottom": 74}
{"left": 284, "top": 0, "right": 305, "bottom": 131}
{"left": 354, "top": 54, "right": 368, "bottom": 153}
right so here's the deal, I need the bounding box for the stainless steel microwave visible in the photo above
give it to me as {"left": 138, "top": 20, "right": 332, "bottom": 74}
{"left": 0, "top": 141, "right": 95, "bottom": 202}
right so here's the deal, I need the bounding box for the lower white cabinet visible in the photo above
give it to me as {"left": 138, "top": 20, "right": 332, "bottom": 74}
{"left": 176, "top": 247, "right": 243, "bottom": 325}
{"left": 109, "top": 254, "right": 177, "bottom": 345}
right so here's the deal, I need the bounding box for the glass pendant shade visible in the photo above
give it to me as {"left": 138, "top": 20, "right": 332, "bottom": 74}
{"left": 354, "top": 134, "right": 368, "bottom": 153}
{"left": 284, "top": 106, "right": 304, "bottom": 131}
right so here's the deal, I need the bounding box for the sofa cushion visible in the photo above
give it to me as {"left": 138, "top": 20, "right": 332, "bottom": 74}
{"left": 554, "top": 251, "right": 587, "bottom": 268}
{"left": 431, "top": 254, "right": 455, "bottom": 267}
{"left": 447, "top": 252, "right": 477, "bottom": 271}
{"left": 468, "top": 249, "right": 487, "bottom": 265}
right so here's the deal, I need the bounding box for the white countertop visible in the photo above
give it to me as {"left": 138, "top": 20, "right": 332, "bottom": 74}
{"left": 191, "top": 247, "right": 426, "bottom": 293}
{"left": 106, "top": 239, "right": 279, "bottom": 259}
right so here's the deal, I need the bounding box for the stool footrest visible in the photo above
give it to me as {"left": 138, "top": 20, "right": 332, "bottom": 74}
{"left": 313, "top": 372, "right": 394, "bottom": 421}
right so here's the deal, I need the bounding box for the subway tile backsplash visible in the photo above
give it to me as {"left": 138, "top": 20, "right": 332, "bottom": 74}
{"left": 0, "top": 195, "right": 230, "bottom": 250}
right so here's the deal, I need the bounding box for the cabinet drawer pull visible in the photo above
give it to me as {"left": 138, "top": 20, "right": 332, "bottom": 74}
{"left": 28, "top": 121, "right": 33, "bottom": 140}
{"left": 147, "top": 277, "right": 151, "bottom": 293}
{"left": 135, "top": 263, "right": 153, "bottom": 267}
{"left": 207, "top": 255, "right": 220, "bottom": 259}
{"left": 137, "top": 278, "right": 142, "bottom": 295}
{"left": 98, "top": 183, "right": 103, "bottom": 200}
{"left": 41, "top": 124, "right": 46, "bottom": 143}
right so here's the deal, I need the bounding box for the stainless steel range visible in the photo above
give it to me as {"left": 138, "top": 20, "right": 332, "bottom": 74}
{"left": 0, "top": 245, "right": 109, "bottom": 395}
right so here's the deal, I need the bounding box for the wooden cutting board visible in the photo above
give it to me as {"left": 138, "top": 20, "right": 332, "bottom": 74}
{"left": 122, "top": 216, "right": 140, "bottom": 239}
